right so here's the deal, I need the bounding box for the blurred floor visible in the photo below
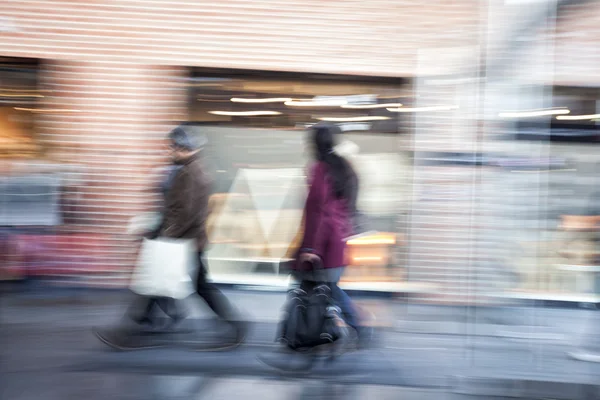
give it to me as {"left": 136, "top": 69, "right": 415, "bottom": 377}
{"left": 1, "top": 287, "right": 599, "bottom": 399}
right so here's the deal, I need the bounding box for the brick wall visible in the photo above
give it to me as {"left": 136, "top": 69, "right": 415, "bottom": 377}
{"left": 0, "top": 0, "right": 483, "bottom": 77}
{"left": 26, "top": 62, "right": 186, "bottom": 285}
{"left": 38, "top": 61, "right": 187, "bottom": 226}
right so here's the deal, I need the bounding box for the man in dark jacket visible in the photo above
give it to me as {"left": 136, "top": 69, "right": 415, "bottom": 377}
{"left": 161, "top": 127, "right": 211, "bottom": 251}
{"left": 163, "top": 128, "right": 247, "bottom": 345}
{"left": 95, "top": 127, "right": 246, "bottom": 350}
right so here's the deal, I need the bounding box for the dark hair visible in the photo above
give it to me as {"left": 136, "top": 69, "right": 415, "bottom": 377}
{"left": 311, "top": 123, "right": 357, "bottom": 204}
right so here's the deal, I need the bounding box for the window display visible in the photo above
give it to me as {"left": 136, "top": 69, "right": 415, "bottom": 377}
{"left": 0, "top": 59, "right": 40, "bottom": 159}
{"left": 186, "top": 70, "right": 411, "bottom": 285}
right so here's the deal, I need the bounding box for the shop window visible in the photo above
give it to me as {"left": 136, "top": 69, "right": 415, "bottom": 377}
{"left": 0, "top": 58, "right": 41, "bottom": 159}
{"left": 186, "top": 69, "right": 412, "bottom": 283}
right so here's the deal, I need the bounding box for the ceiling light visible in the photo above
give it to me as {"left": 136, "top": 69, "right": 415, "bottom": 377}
{"left": 285, "top": 99, "right": 347, "bottom": 107}
{"left": 556, "top": 113, "right": 600, "bottom": 121}
{"left": 208, "top": 110, "right": 282, "bottom": 116}
{"left": 341, "top": 103, "right": 403, "bottom": 109}
{"left": 498, "top": 108, "right": 569, "bottom": 118}
{"left": 387, "top": 105, "right": 458, "bottom": 112}
{"left": 231, "top": 97, "right": 292, "bottom": 103}
{"left": 197, "top": 98, "right": 230, "bottom": 102}
{"left": 316, "top": 116, "right": 390, "bottom": 122}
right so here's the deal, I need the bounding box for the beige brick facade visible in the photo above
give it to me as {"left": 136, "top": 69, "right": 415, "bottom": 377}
{"left": 0, "top": 0, "right": 483, "bottom": 76}
{"left": 38, "top": 61, "right": 187, "bottom": 229}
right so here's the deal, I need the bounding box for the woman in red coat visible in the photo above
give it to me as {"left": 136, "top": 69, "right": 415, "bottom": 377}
{"left": 293, "top": 123, "right": 361, "bottom": 332}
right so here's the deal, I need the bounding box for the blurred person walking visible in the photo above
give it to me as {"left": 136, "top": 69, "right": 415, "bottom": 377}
{"left": 125, "top": 163, "right": 185, "bottom": 331}
{"left": 260, "top": 124, "right": 370, "bottom": 370}
{"left": 295, "top": 124, "right": 362, "bottom": 331}
{"left": 95, "top": 127, "right": 247, "bottom": 350}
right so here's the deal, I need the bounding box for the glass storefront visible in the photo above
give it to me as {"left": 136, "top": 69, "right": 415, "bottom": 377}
{"left": 493, "top": 86, "right": 600, "bottom": 301}
{"left": 184, "top": 69, "right": 413, "bottom": 285}
{"left": 182, "top": 69, "right": 600, "bottom": 300}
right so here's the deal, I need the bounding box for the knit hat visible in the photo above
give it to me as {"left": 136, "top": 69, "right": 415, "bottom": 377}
{"left": 168, "top": 126, "right": 207, "bottom": 150}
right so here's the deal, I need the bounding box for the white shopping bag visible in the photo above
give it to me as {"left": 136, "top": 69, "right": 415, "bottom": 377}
{"left": 129, "top": 238, "right": 196, "bottom": 299}
{"left": 127, "top": 212, "right": 162, "bottom": 235}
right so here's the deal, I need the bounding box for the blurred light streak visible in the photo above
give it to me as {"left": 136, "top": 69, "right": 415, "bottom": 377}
{"left": 341, "top": 102, "right": 403, "bottom": 109}
{"left": 353, "top": 256, "right": 383, "bottom": 262}
{"left": 387, "top": 105, "right": 458, "bottom": 112}
{"left": 556, "top": 113, "right": 600, "bottom": 121}
{"left": 0, "top": 93, "right": 43, "bottom": 98}
{"left": 13, "top": 107, "right": 80, "bottom": 113}
{"left": 285, "top": 99, "right": 347, "bottom": 107}
{"left": 498, "top": 108, "right": 569, "bottom": 118}
{"left": 208, "top": 110, "right": 282, "bottom": 116}
{"left": 347, "top": 234, "right": 396, "bottom": 246}
{"left": 316, "top": 116, "right": 390, "bottom": 122}
{"left": 231, "top": 97, "right": 292, "bottom": 103}
{"left": 511, "top": 168, "right": 577, "bottom": 173}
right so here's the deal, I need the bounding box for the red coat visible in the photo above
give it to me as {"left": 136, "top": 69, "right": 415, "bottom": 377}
{"left": 297, "top": 161, "right": 351, "bottom": 269}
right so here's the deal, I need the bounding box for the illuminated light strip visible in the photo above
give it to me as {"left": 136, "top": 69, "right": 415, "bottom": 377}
{"left": 348, "top": 238, "right": 396, "bottom": 245}
{"left": 285, "top": 99, "right": 347, "bottom": 107}
{"left": 387, "top": 105, "right": 458, "bottom": 112}
{"left": 353, "top": 257, "right": 383, "bottom": 262}
{"left": 197, "top": 98, "right": 230, "bottom": 102}
{"left": 0, "top": 88, "right": 40, "bottom": 92}
{"left": 208, "top": 110, "right": 282, "bottom": 116}
{"left": 510, "top": 168, "right": 577, "bottom": 173}
{"left": 316, "top": 116, "right": 389, "bottom": 122}
{"left": 498, "top": 108, "right": 569, "bottom": 118}
{"left": 556, "top": 113, "right": 600, "bottom": 121}
{"left": 0, "top": 93, "right": 44, "bottom": 98}
{"left": 231, "top": 97, "right": 292, "bottom": 103}
{"left": 341, "top": 103, "right": 403, "bottom": 109}
{"left": 14, "top": 107, "right": 81, "bottom": 113}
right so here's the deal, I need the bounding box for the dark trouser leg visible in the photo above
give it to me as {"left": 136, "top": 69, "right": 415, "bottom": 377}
{"left": 126, "top": 295, "right": 182, "bottom": 326}
{"left": 127, "top": 295, "right": 158, "bottom": 325}
{"left": 195, "top": 252, "right": 247, "bottom": 344}
{"left": 95, "top": 294, "right": 164, "bottom": 350}
{"left": 155, "top": 297, "right": 186, "bottom": 321}
{"left": 195, "top": 252, "right": 236, "bottom": 320}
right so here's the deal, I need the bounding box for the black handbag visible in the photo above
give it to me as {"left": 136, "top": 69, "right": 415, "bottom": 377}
{"left": 277, "top": 281, "right": 348, "bottom": 352}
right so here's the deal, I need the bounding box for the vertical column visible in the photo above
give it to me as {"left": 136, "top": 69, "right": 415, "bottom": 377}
{"left": 405, "top": 46, "right": 488, "bottom": 304}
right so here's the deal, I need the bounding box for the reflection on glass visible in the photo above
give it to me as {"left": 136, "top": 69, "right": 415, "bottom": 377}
{"left": 186, "top": 72, "right": 410, "bottom": 287}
